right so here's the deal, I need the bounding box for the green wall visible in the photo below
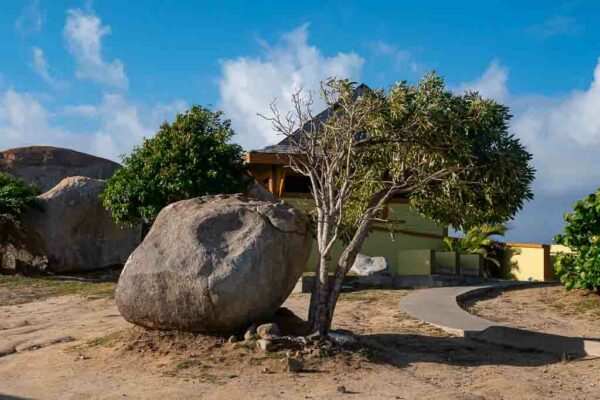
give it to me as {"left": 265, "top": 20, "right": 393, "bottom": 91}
{"left": 283, "top": 197, "right": 446, "bottom": 275}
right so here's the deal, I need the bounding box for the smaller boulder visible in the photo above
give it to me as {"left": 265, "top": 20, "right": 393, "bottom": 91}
{"left": 21, "top": 176, "right": 141, "bottom": 272}
{"left": 256, "top": 323, "right": 281, "bottom": 339}
{"left": 256, "top": 339, "right": 275, "bottom": 352}
{"left": 244, "top": 325, "right": 258, "bottom": 341}
{"left": 227, "top": 335, "right": 239, "bottom": 344}
{"left": 350, "top": 254, "right": 389, "bottom": 276}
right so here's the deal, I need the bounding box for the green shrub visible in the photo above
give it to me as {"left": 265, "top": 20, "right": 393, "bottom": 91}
{"left": 102, "top": 106, "right": 247, "bottom": 227}
{"left": 554, "top": 189, "right": 600, "bottom": 292}
{"left": 0, "top": 173, "right": 38, "bottom": 216}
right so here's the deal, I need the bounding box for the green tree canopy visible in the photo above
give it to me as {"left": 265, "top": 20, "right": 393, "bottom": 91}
{"left": 554, "top": 189, "right": 600, "bottom": 292}
{"left": 102, "top": 106, "right": 247, "bottom": 227}
{"left": 268, "top": 75, "right": 535, "bottom": 334}
{"left": 0, "top": 173, "right": 38, "bottom": 216}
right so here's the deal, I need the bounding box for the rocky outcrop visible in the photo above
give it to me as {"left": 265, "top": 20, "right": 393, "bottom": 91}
{"left": 350, "top": 254, "right": 389, "bottom": 276}
{"left": 116, "top": 194, "right": 312, "bottom": 333}
{"left": 0, "top": 214, "right": 46, "bottom": 272}
{"left": 21, "top": 176, "right": 140, "bottom": 273}
{"left": 0, "top": 146, "right": 120, "bottom": 192}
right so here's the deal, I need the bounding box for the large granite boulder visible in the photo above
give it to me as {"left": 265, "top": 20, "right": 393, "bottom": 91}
{"left": 116, "top": 194, "right": 312, "bottom": 333}
{"left": 0, "top": 146, "right": 120, "bottom": 192}
{"left": 21, "top": 176, "right": 140, "bottom": 273}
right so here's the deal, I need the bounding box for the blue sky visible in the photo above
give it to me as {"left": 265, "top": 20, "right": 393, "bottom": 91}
{"left": 1, "top": 0, "right": 600, "bottom": 243}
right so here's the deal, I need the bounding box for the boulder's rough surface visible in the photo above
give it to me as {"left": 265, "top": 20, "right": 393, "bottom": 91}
{"left": 116, "top": 194, "right": 312, "bottom": 333}
{"left": 0, "top": 146, "right": 120, "bottom": 192}
{"left": 0, "top": 214, "right": 47, "bottom": 272}
{"left": 21, "top": 176, "right": 140, "bottom": 272}
{"left": 350, "top": 254, "right": 389, "bottom": 276}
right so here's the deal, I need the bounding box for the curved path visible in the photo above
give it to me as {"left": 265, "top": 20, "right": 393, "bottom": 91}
{"left": 399, "top": 282, "right": 600, "bottom": 358}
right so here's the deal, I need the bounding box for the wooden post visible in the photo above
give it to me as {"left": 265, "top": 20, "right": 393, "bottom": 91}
{"left": 277, "top": 168, "right": 287, "bottom": 197}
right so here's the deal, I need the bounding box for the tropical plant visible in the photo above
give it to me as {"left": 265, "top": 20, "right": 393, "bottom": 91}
{"left": 444, "top": 224, "right": 507, "bottom": 274}
{"left": 265, "top": 75, "right": 535, "bottom": 334}
{"left": 0, "top": 173, "right": 38, "bottom": 216}
{"left": 554, "top": 189, "right": 600, "bottom": 292}
{"left": 102, "top": 106, "right": 247, "bottom": 227}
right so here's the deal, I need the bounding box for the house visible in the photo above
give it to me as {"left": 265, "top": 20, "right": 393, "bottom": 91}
{"left": 243, "top": 86, "right": 477, "bottom": 286}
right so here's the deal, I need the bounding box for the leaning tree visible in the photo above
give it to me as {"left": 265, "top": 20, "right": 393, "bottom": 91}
{"left": 265, "top": 75, "right": 535, "bottom": 334}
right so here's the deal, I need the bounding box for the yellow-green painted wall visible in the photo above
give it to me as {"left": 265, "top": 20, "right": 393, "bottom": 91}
{"left": 435, "top": 251, "right": 458, "bottom": 274}
{"left": 282, "top": 197, "right": 446, "bottom": 275}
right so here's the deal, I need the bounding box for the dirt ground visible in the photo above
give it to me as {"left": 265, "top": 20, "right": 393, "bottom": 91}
{"left": 464, "top": 285, "right": 600, "bottom": 339}
{"left": 1, "top": 278, "right": 599, "bottom": 400}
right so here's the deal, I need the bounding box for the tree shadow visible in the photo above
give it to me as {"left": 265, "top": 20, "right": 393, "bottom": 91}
{"left": 355, "top": 331, "right": 593, "bottom": 369}
{"left": 0, "top": 394, "right": 33, "bottom": 400}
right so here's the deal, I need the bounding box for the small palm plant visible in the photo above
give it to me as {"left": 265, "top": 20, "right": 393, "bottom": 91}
{"left": 444, "top": 224, "right": 507, "bottom": 275}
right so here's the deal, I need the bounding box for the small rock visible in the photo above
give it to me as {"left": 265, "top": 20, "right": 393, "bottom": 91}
{"left": 305, "top": 332, "right": 322, "bottom": 342}
{"left": 227, "top": 335, "right": 239, "bottom": 344}
{"left": 244, "top": 325, "right": 257, "bottom": 341}
{"left": 328, "top": 330, "right": 357, "bottom": 347}
{"left": 256, "top": 339, "right": 275, "bottom": 352}
{"left": 281, "top": 357, "right": 303, "bottom": 373}
{"left": 337, "top": 386, "right": 347, "bottom": 393}
{"left": 257, "top": 323, "right": 280, "bottom": 339}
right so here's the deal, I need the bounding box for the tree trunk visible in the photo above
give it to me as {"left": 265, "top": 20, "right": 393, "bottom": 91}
{"left": 308, "top": 255, "right": 329, "bottom": 329}
{"left": 309, "top": 254, "right": 331, "bottom": 334}
{"left": 318, "top": 189, "right": 394, "bottom": 333}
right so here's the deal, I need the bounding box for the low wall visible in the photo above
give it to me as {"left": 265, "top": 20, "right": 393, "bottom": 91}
{"left": 434, "top": 251, "right": 458, "bottom": 274}
{"left": 460, "top": 254, "right": 482, "bottom": 276}
{"left": 501, "top": 243, "right": 552, "bottom": 281}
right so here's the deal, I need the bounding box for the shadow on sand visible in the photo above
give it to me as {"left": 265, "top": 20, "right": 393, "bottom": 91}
{"left": 356, "top": 331, "right": 598, "bottom": 369}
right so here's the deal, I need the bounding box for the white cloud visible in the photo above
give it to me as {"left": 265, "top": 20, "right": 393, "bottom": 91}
{"left": 0, "top": 89, "right": 85, "bottom": 151}
{"left": 512, "top": 57, "right": 600, "bottom": 194}
{"left": 31, "top": 47, "right": 57, "bottom": 86}
{"left": 527, "top": 15, "right": 581, "bottom": 39}
{"left": 219, "top": 24, "right": 364, "bottom": 150}
{"left": 15, "top": 0, "right": 43, "bottom": 35}
{"left": 63, "top": 95, "right": 188, "bottom": 161}
{"left": 368, "top": 40, "right": 423, "bottom": 74}
{"left": 63, "top": 8, "right": 128, "bottom": 89}
{"left": 457, "top": 58, "right": 600, "bottom": 195}
{"left": 456, "top": 60, "right": 509, "bottom": 102}
{"left": 0, "top": 88, "right": 187, "bottom": 162}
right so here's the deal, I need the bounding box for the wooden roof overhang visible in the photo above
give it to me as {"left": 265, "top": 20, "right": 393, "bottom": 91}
{"left": 244, "top": 151, "right": 294, "bottom": 166}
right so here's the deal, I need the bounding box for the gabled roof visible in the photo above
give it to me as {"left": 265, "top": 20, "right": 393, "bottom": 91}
{"left": 251, "top": 83, "right": 372, "bottom": 155}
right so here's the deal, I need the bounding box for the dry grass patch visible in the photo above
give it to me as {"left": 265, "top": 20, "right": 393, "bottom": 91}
{"left": 0, "top": 275, "right": 116, "bottom": 306}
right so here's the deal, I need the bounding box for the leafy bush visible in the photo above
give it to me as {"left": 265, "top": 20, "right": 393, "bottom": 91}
{"left": 102, "top": 106, "right": 247, "bottom": 227}
{"left": 0, "top": 173, "right": 38, "bottom": 216}
{"left": 554, "top": 189, "right": 600, "bottom": 292}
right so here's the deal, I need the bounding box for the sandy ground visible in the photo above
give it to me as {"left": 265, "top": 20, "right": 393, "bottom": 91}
{"left": 0, "top": 281, "right": 599, "bottom": 399}
{"left": 464, "top": 285, "right": 600, "bottom": 339}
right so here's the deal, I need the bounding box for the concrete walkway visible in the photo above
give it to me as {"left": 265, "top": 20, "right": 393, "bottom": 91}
{"left": 399, "top": 282, "right": 600, "bottom": 358}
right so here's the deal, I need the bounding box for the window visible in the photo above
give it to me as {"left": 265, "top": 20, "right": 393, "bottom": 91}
{"left": 283, "top": 174, "right": 311, "bottom": 194}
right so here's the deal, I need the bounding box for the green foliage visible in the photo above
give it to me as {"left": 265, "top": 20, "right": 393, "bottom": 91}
{"left": 444, "top": 224, "right": 506, "bottom": 275}
{"left": 554, "top": 190, "right": 600, "bottom": 292}
{"left": 0, "top": 173, "right": 38, "bottom": 216}
{"left": 331, "top": 74, "right": 535, "bottom": 231}
{"left": 102, "top": 106, "right": 247, "bottom": 226}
